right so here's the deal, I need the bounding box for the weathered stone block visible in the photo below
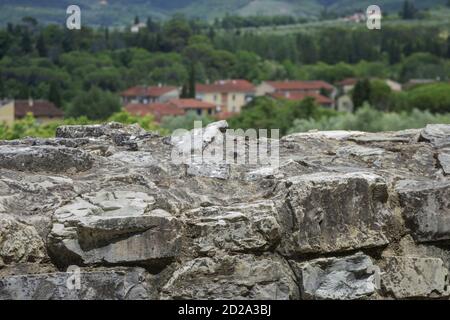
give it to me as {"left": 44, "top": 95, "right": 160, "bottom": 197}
{"left": 0, "top": 146, "right": 93, "bottom": 173}
{"left": 291, "top": 253, "right": 380, "bottom": 300}
{"left": 0, "top": 214, "right": 46, "bottom": 265}
{"left": 0, "top": 268, "right": 154, "bottom": 300}
{"left": 396, "top": 180, "right": 450, "bottom": 243}
{"left": 277, "top": 172, "right": 390, "bottom": 256}
{"left": 185, "top": 201, "right": 280, "bottom": 254}
{"left": 381, "top": 256, "right": 449, "bottom": 299}
{"left": 48, "top": 191, "right": 181, "bottom": 269}
{"left": 161, "top": 254, "right": 299, "bottom": 300}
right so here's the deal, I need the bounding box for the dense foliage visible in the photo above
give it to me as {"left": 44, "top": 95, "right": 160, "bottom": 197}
{"left": 0, "top": 112, "right": 165, "bottom": 140}
{"left": 289, "top": 104, "right": 450, "bottom": 133}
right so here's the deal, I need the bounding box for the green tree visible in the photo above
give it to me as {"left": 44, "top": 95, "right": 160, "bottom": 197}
{"left": 0, "top": 76, "right": 4, "bottom": 98}
{"left": 66, "top": 87, "right": 121, "bottom": 120}
{"left": 36, "top": 33, "right": 47, "bottom": 57}
{"left": 48, "top": 81, "right": 62, "bottom": 108}
{"left": 20, "top": 32, "right": 33, "bottom": 54}
{"left": 134, "top": 16, "right": 140, "bottom": 25}
{"left": 352, "top": 79, "right": 371, "bottom": 110}
{"left": 188, "top": 63, "right": 196, "bottom": 98}
{"left": 401, "top": 0, "right": 417, "bottom": 20}
{"left": 369, "top": 80, "right": 392, "bottom": 111}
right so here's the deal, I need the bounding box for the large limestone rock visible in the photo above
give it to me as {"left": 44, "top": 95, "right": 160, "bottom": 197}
{"left": 420, "top": 124, "right": 450, "bottom": 148}
{"left": 0, "top": 145, "right": 93, "bottom": 173}
{"left": 396, "top": 179, "right": 450, "bottom": 243}
{"left": 0, "top": 122, "right": 449, "bottom": 300}
{"left": 438, "top": 148, "right": 450, "bottom": 175}
{"left": 160, "top": 254, "right": 299, "bottom": 300}
{"left": 291, "top": 253, "right": 380, "bottom": 300}
{"left": 276, "top": 172, "right": 391, "bottom": 256}
{"left": 381, "top": 256, "right": 449, "bottom": 299}
{"left": 185, "top": 201, "right": 281, "bottom": 254}
{"left": 0, "top": 268, "right": 154, "bottom": 300}
{"left": 48, "top": 191, "right": 182, "bottom": 269}
{"left": 0, "top": 214, "right": 46, "bottom": 264}
{"left": 56, "top": 122, "right": 147, "bottom": 139}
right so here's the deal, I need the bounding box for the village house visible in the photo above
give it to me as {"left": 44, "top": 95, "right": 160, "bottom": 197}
{"left": 125, "top": 102, "right": 184, "bottom": 123}
{"left": 257, "top": 80, "right": 336, "bottom": 108}
{"left": 120, "top": 85, "right": 179, "bottom": 105}
{"left": 270, "top": 92, "right": 334, "bottom": 108}
{"left": 256, "top": 80, "right": 336, "bottom": 97}
{"left": 0, "top": 99, "right": 64, "bottom": 126}
{"left": 195, "top": 80, "right": 255, "bottom": 115}
{"left": 125, "top": 98, "right": 216, "bottom": 123}
{"left": 168, "top": 99, "right": 217, "bottom": 116}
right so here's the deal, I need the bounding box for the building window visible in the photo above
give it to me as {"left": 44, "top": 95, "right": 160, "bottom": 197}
{"left": 232, "top": 94, "right": 236, "bottom": 101}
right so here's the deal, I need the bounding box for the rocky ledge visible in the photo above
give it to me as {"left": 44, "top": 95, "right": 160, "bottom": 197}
{"left": 0, "top": 122, "right": 449, "bottom": 300}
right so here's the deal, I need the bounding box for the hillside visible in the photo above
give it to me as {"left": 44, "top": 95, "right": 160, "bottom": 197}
{"left": 0, "top": 0, "right": 448, "bottom": 25}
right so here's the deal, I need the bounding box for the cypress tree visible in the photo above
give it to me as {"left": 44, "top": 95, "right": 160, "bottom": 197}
{"left": 20, "top": 32, "right": 33, "bottom": 54}
{"left": 36, "top": 33, "right": 47, "bottom": 57}
{"left": 188, "top": 64, "right": 196, "bottom": 98}
{"left": 48, "top": 82, "right": 62, "bottom": 108}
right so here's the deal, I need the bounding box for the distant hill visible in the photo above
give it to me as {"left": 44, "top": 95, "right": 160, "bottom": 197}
{"left": 0, "top": 0, "right": 447, "bottom": 26}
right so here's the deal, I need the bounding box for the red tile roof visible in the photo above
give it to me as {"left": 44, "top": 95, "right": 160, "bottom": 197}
{"left": 168, "top": 99, "right": 216, "bottom": 110}
{"left": 270, "top": 92, "right": 333, "bottom": 105}
{"left": 121, "top": 86, "right": 177, "bottom": 97}
{"left": 265, "top": 80, "right": 334, "bottom": 92}
{"left": 125, "top": 103, "right": 184, "bottom": 122}
{"left": 336, "top": 78, "right": 358, "bottom": 86}
{"left": 14, "top": 100, "right": 64, "bottom": 118}
{"left": 196, "top": 80, "right": 255, "bottom": 93}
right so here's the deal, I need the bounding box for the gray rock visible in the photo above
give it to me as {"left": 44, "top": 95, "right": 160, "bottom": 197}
{"left": 438, "top": 148, "right": 450, "bottom": 175}
{"left": 0, "top": 214, "right": 46, "bottom": 265}
{"left": 48, "top": 191, "right": 182, "bottom": 269}
{"left": 185, "top": 201, "right": 281, "bottom": 254}
{"left": 0, "top": 268, "right": 154, "bottom": 300}
{"left": 396, "top": 179, "right": 450, "bottom": 243}
{"left": 291, "top": 253, "right": 380, "bottom": 300}
{"left": 277, "top": 172, "right": 390, "bottom": 256}
{"left": 381, "top": 256, "right": 449, "bottom": 299}
{"left": 0, "top": 122, "right": 449, "bottom": 300}
{"left": 161, "top": 254, "right": 299, "bottom": 300}
{"left": 336, "top": 145, "right": 385, "bottom": 157}
{"left": 420, "top": 124, "right": 450, "bottom": 147}
{"left": 0, "top": 146, "right": 93, "bottom": 173}
{"left": 186, "top": 162, "right": 230, "bottom": 180}
{"left": 56, "top": 122, "right": 147, "bottom": 139}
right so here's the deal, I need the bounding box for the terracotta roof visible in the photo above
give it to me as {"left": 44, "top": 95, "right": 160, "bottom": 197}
{"left": 125, "top": 103, "right": 184, "bottom": 122}
{"left": 121, "top": 86, "right": 177, "bottom": 97}
{"left": 168, "top": 99, "right": 216, "bottom": 110}
{"left": 270, "top": 92, "right": 333, "bottom": 105}
{"left": 336, "top": 78, "right": 358, "bottom": 86}
{"left": 196, "top": 80, "right": 255, "bottom": 94}
{"left": 14, "top": 100, "right": 64, "bottom": 118}
{"left": 265, "top": 80, "right": 334, "bottom": 91}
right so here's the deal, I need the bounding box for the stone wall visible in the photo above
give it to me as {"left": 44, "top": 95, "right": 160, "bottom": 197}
{"left": 0, "top": 121, "right": 449, "bottom": 300}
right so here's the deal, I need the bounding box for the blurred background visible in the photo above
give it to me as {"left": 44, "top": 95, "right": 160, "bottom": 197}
{"left": 0, "top": 0, "right": 449, "bottom": 138}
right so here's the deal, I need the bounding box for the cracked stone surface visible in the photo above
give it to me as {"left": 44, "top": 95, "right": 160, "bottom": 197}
{"left": 380, "top": 256, "right": 449, "bottom": 299}
{"left": 0, "top": 122, "right": 449, "bottom": 300}
{"left": 291, "top": 252, "right": 380, "bottom": 300}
